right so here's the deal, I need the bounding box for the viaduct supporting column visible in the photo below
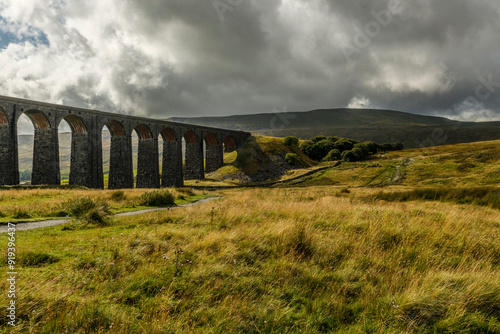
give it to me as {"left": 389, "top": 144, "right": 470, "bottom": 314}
{"left": 69, "top": 132, "right": 92, "bottom": 187}
{"left": 136, "top": 138, "right": 160, "bottom": 188}
{"left": 31, "top": 126, "right": 60, "bottom": 185}
{"left": 162, "top": 139, "right": 183, "bottom": 187}
{"left": 108, "top": 135, "right": 133, "bottom": 189}
{"left": 205, "top": 143, "right": 223, "bottom": 173}
{"left": 184, "top": 131, "right": 204, "bottom": 180}
{"left": 0, "top": 109, "right": 19, "bottom": 185}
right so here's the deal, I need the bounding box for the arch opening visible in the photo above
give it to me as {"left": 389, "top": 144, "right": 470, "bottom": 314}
{"left": 16, "top": 114, "right": 35, "bottom": 184}
{"left": 101, "top": 125, "right": 111, "bottom": 188}
{"left": 224, "top": 136, "right": 236, "bottom": 149}
{"left": 58, "top": 119, "right": 72, "bottom": 184}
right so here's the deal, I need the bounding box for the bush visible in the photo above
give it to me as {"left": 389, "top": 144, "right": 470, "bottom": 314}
{"left": 380, "top": 143, "right": 394, "bottom": 152}
{"left": 139, "top": 190, "right": 175, "bottom": 207}
{"left": 393, "top": 142, "right": 405, "bottom": 151}
{"left": 285, "top": 153, "right": 302, "bottom": 167}
{"left": 342, "top": 150, "right": 358, "bottom": 162}
{"left": 63, "top": 197, "right": 110, "bottom": 226}
{"left": 363, "top": 141, "right": 380, "bottom": 154}
{"left": 354, "top": 143, "right": 370, "bottom": 157}
{"left": 283, "top": 136, "right": 299, "bottom": 147}
{"left": 109, "top": 190, "right": 126, "bottom": 201}
{"left": 333, "top": 138, "right": 356, "bottom": 152}
{"left": 323, "top": 149, "right": 341, "bottom": 161}
{"left": 310, "top": 135, "right": 327, "bottom": 143}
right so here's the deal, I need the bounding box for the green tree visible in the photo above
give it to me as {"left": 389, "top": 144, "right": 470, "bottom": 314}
{"left": 283, "top": 136, "right": 299, "bottom": 147}
{"left": 285, "top": 153, "right": 302, "bottom": 167}
{"left": 322, "top": 149, "right": 341, "bottom": 161}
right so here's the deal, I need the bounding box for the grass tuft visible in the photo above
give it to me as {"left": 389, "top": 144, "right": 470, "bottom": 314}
{"left": 139, "top": 190, "right": 176, "bottom": 207}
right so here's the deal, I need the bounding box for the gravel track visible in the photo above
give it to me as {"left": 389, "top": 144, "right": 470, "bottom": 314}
{"left": 0, "top": 197, "right": 219, "bottom": 233}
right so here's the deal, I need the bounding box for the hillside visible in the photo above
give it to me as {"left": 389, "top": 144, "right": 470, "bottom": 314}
{"left": 168, "top": 108, "right": 500, "bottom": 148}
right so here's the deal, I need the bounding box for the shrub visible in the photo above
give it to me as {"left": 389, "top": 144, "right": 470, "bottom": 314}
{"left": 323, "top": 149, "right": 341, "bottom": 161}
{"left": 285, "top": 153, "right": 302, "bottom": 167}
{"left": 380, "top": 143, "right": 394, "bottom": 152}
{"left": 139, "top": 190, "right": 175, "bottom": 207}
{"left": 109, "top": 190, "right": 126, "bottom": 201}
{"left": 363, "top": 141, "right": 380, "bottom": 154}
{"left": 177, "top": 188, "right": 195, "bottom": 196}
{"left": 13, "top": 209, "right": 31, "bottom": 219}
{"left": 63, "top": 197, "right": 110, "bottom": 226}
{"left": 354, "top": 143, "right": 370, "bottom": 157}
{"left": 283, "top": 136, "right": 299, "bottom": 147}
{"left": 393, "top": 142, "right": 405, "bottom": 150}
{"left": 342, "top": 150, "right": 358, "bottom": 162}
{"left": 333, "top": 138, "right": 356, "bottom": 152}
{"left": 310, "top": 135, "right": 327, "bottom": 143}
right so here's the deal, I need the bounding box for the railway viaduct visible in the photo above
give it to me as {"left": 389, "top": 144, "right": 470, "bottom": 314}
{"left": 0, "top": 95, "right": 251, "bottom": 189}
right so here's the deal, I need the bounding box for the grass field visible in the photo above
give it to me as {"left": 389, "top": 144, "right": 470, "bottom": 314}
{"left": 0, "top": 139, "right": 499, "bottom": 333}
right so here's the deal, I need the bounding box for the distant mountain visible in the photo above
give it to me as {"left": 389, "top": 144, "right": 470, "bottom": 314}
{"left": 167, "top": 108, "right": 500, "bottom": 148}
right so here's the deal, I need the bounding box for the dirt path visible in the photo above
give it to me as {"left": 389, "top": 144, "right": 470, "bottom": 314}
{"left": 0, "top": 197, "right": 219, "bottom": 233}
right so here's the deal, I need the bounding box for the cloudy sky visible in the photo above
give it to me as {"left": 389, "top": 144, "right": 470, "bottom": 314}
{"left": 1, "top": 0, "right": 499, "bottom": 123}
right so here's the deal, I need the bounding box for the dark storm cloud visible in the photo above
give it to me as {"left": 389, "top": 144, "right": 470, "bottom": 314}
{"left": 0, "top": 0, "right": 499, "bottom": 121}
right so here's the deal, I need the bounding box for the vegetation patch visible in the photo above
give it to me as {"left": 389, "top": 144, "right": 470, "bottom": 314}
{"left": 138, "top": 189, "right": 176, "bottom": 207}
{"left": 63, "top": 197, "right": 111, "bottom": 226}
{"left": 368, "top": 186, "right": 500, "bottom": 209}
{"left": 20, "top": 251, "right": 59, "bottom": 267}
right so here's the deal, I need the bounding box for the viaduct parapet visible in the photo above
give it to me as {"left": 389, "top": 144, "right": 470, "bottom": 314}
{"left": 0, "top": 95, "right": 251, "bottom": 189}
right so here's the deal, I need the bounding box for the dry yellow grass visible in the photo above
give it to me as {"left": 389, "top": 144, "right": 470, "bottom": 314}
{"left": 1, "top": 185, "right": 498, "bottom": 333}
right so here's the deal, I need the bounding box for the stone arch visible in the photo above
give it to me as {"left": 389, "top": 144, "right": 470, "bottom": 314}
{"left": 22, "top": 110, "right": 51, "bottom": 129}
{"left": 60, "top": 114, "right": 87, "bottom": 133}
{"left": 105, "top": 120, "right": 125, "bottom": 137}
{"left": 160, "top": 127, "right": 176, "bottom": 142}
{"left": 205, "top": 133, "right": 219, "bottom": 146}
{"left": 184, "top": 130, "right": 198, "bottom": 143}
{"left": 0, "top": 109, "right": 7, "bottom": 125}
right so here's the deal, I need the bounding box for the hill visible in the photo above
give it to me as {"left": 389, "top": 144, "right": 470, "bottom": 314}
{"left": 168, "top": 108, "right": 500, "bottom": 148}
